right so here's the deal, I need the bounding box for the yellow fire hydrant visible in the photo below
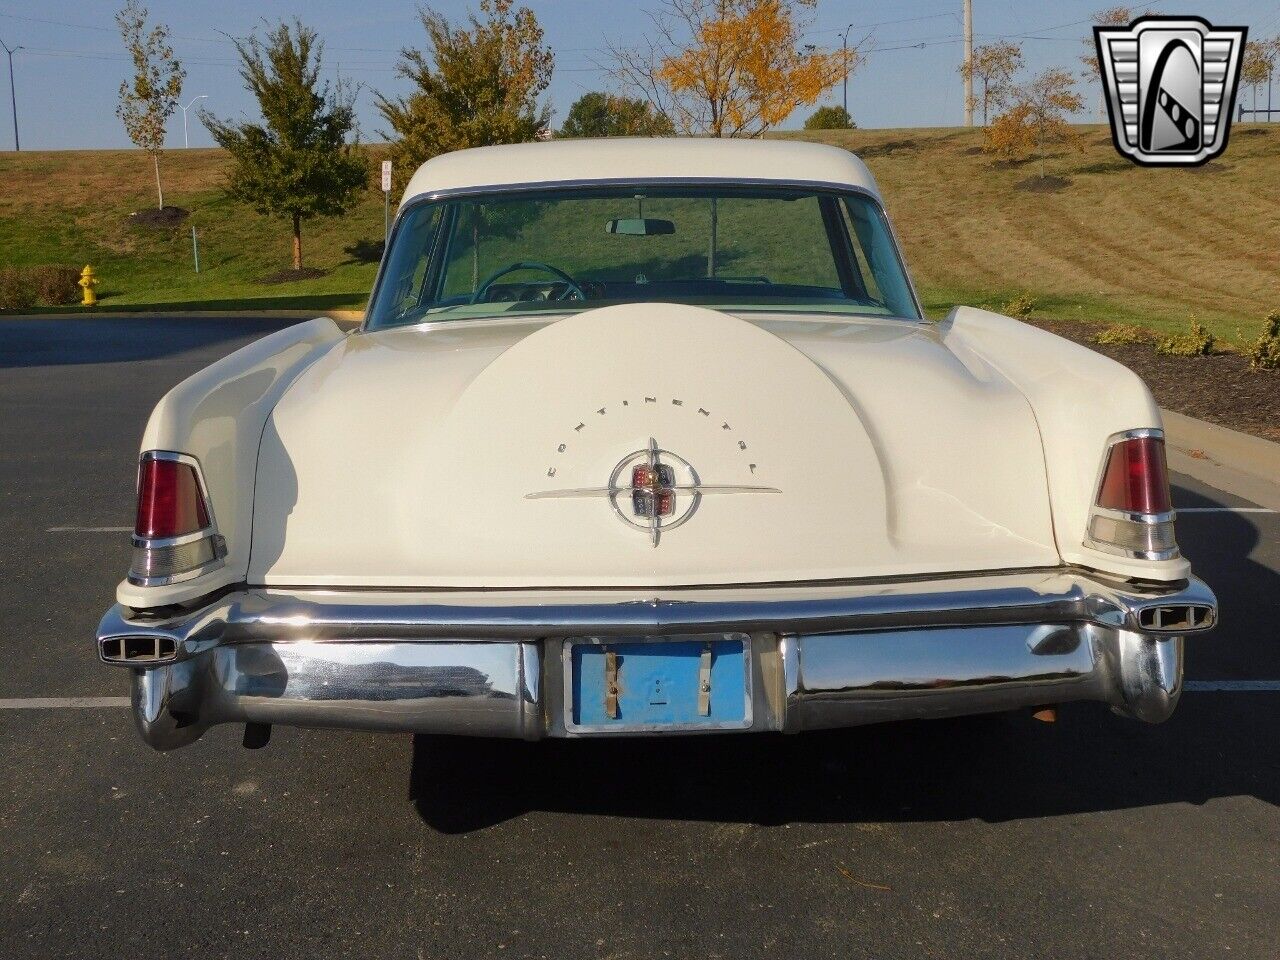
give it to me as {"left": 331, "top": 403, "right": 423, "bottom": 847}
{"left": 78, "top": 265, "right": 98, "bottom": 307}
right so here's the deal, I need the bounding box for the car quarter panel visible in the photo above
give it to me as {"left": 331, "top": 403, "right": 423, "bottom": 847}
{"left": 117, "top": 318, "right": 347, "bottom": 609}
{"left": 941, "top": 306, "right": 1190, "bottom": 583}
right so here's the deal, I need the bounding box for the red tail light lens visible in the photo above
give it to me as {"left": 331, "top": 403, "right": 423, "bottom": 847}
{"left": 135, "top": 457, "right": 210, "bottom": 539}
{"left": 1096, "top": 436, "right": 1171, "bottom": 515}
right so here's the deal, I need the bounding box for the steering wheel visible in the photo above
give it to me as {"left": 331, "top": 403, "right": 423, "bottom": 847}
{"left": 471, "top": 261, "right": 588, "bottom": 304}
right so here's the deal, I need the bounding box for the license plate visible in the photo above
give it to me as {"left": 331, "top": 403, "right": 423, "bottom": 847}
{"left": 563, "top": 634, "right": 753, "bottom": 733}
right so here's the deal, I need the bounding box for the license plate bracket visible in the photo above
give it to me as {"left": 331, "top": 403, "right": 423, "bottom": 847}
{"left": 563, "top": 634, "right": 753, "bottom": 733}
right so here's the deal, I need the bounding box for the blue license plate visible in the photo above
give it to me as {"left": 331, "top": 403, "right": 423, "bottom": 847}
{"left": 565, "top": 635, "right": 752, "bottom": 732}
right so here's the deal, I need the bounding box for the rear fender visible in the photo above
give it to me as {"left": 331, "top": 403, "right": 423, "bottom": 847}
{"left": 941, "top": 307, "right": 1190, "bottom": 582}
{"left": 117, "top": 318, "right": 347, "bottom": 609}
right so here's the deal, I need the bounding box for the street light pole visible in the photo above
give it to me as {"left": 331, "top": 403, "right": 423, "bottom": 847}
{"left": 840, "top": 24, "right": 856, "bottom": 117}
{"left": 0, "top": 36, "right": 22, "bottom": 151}
{"left": 180, "top": 95, "right": 208, "bottom": 148}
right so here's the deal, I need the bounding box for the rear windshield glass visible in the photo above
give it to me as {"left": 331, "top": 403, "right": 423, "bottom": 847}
{"left": 367, "top": 184, "right": 919, "bottom": 329}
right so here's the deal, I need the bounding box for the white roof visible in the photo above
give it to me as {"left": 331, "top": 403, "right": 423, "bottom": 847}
{"left": 400, "top": 138, "right": 880, "bottom": 206}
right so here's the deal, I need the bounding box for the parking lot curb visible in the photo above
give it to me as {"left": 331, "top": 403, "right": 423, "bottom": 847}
{"left": 1162, "top": 409, "right": 1280, "bottom": 512}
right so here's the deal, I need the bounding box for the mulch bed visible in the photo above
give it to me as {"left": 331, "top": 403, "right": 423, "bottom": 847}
{"left": 258, "top": 267, "right": 327, "bottom": 284}
{"left": 1028, "top": 317, "right": 1280, "bottom": 443}
{"left": 1014, "top": 174, "right": 1071, "bottom": 193}
{"left": 128, "top": 206, "right": 189, "bottom": 228}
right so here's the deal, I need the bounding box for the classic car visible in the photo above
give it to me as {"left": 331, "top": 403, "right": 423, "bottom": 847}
{"left": 97, "top": 138, "right": 1217, "bottom": 751}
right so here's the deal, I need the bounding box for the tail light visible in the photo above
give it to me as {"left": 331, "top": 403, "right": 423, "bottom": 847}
{"left": 129, "top": 452, "right": 225, "bottom": 587}
{"left": 1084, "top": 430, "right": 1179, "bottom": 561}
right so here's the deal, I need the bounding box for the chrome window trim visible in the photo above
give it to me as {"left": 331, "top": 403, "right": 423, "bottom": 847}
{"left": 363, "top": 177, "right": 925, "bottom": 330}
{"left": 130, "top": 450, "right": 227, "bottom": 587}
{"left": 1082, "top": 428, "right": 1180, "bottom": 562}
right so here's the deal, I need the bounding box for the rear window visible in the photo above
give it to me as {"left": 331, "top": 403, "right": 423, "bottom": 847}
{"left": 367, "top": 183, "right": 920, "bottom": 329}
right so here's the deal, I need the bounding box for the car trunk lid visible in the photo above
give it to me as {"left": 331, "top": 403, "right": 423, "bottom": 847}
{"left": 249, "top": 304, "right": 1059, "bottom": 587}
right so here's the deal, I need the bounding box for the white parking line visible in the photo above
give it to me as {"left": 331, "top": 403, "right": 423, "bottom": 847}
{"left": 1175, "top": 508, "right": 1276, "bottom": 514}
{"left": 1183, "top": 681, "right": 1280, "bottom": 692}
{"left": 46, "top": 526, "right": 132, "bottom": 533}
{"left": 0, "top": 697, "right": 130, "bottom": 709}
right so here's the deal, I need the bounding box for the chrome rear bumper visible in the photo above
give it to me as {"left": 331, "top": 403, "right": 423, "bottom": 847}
{"left": 97, "top": 570, "right": 1217, "bottom": 750}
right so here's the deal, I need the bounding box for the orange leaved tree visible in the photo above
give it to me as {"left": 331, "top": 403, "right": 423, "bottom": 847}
{"left": 611, "top": 0, "right": 854, "bottom": 137}
{"left": 985, "top": 68, "right": 1085, "bottom": 177}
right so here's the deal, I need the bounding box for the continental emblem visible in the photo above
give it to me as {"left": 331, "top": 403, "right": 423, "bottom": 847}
{"left": 526, "top": 438, "right": 779, "bottom": 547}
{"left": 1095, "top": 16, "right": 1247, "bottom": 167}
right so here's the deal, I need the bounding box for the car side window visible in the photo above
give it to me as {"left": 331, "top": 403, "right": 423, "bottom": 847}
{"left": 841, "top": 197, "right": 916, "bottom": 318}
{"left": 378, "top": 205, "right": 444, "bottom": 321}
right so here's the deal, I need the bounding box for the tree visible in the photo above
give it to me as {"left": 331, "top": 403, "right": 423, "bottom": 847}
{"left": 611, "top": 0, "right": 854, "bottom": 137}
{"left": 959, "top": 41, "right": 1023, "bottom": 125}
{"left": 803, "top": 104, "right": 854, "bottom": 130}
{"left": 1080, "top": 6, "right": 1133, "bottom": 79}
{"left": 986, "top": 69, "right": 1085, "bottom": 174}
{"left": 558, "top": 92, "right": 675, "bottom": 137}
{"left": 376, "top": 0, "right": 553, "bottom": 190}
{"left": 983, "top": 102, "right": 1036, "bottom": 162}
{"left": 201, "top": 21, "right": 368, "bottom": 272}
{"left": 115, "top": 0, "right": 184, "bottom": 209}
{"left": 1242, "top": 40, "right": 1279, "bottom": 114}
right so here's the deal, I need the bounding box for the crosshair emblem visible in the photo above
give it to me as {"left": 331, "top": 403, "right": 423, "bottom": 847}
{"left": 526, "top": 437, "right": 780, "bottom": 547}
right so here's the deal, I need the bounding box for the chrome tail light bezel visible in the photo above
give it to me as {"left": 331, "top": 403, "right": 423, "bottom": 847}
{"left": 128, "top": 451, "right": 227, "bottom": 587}
{"left": 1083, "top": 428, "right": 1180, "bottom": 562}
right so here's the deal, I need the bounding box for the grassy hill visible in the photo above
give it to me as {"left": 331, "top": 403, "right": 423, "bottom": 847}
{"left": 2, "top": 126, "right": 1278, "bottom": 341}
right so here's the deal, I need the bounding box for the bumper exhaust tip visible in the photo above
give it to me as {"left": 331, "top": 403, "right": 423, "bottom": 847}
{"left": 100, "top": 634, "right": 177, "bottom": 664}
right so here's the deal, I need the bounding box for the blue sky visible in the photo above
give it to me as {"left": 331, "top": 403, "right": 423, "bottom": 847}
{"left": 0, "top": 0, "right": 1276, "bottom": 149}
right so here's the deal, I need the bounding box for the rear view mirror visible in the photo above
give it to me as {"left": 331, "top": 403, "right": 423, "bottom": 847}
{"left": 606, "top": 218, "right": 675, "bottom": 236}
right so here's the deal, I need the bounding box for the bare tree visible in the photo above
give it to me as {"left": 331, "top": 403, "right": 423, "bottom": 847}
{"left": 115, "top": 0, "right": 184, "bottom": 209}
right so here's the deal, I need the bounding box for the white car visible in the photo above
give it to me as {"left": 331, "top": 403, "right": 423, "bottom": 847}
{"left": 98, "top": 138, "right": 1216, "bottom": 750}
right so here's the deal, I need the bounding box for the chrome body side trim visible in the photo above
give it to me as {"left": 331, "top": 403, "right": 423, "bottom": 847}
{"left": 98, "top": 570, "right": 1216, "bottom": 750}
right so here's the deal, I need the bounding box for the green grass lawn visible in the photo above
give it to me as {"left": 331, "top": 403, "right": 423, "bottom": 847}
{"left": 0, "top": 146, "right": 388, "bottom": 314}
{"left": 783, "top": 126, "right": 1280, "bottom": 343}
{"left": 2, "top": 128, "right": 1278, "bottom": 344}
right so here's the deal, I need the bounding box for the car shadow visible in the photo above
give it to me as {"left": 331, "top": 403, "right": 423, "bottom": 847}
{"left": 409, "top": 482, "right": 1279, "bottom": 833}
{"left": 408, "top": 696, "right": 1278, "bottom": 834}
{"left": 0, "top": 316, "right": 304, "bottom": 369}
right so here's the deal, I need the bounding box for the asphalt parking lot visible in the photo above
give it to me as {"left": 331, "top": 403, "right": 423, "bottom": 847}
{"left": 2, "top": 316, "right": 1277, "bottom": 960}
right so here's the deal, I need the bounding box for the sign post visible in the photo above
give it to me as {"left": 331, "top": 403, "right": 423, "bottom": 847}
{"left": 381, "top": 160, "right": 392, "bottom": 248}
